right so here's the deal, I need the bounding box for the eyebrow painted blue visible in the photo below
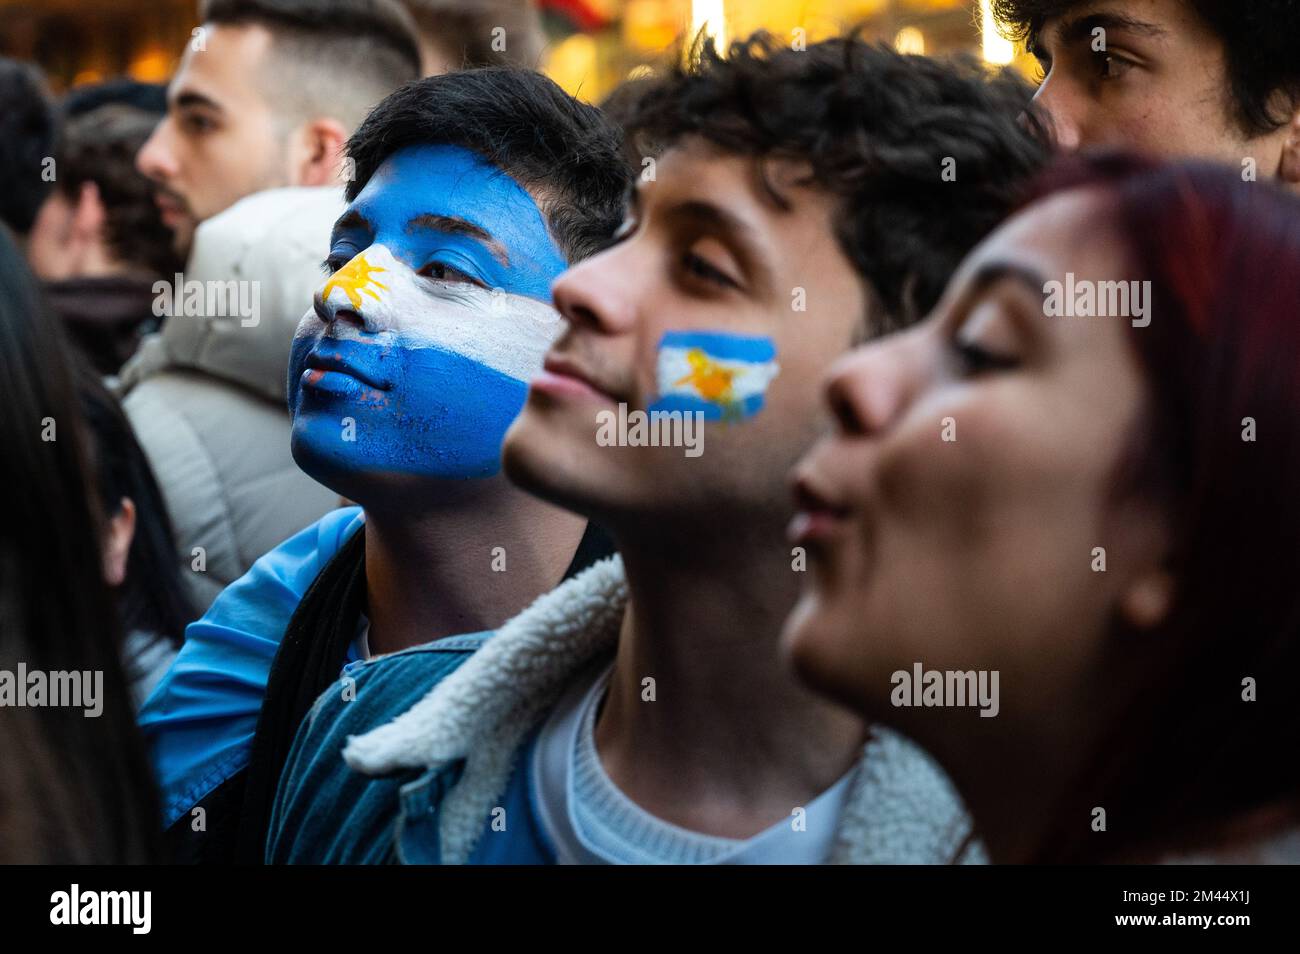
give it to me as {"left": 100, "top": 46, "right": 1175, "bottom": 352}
{"left": 335, "top": 144, "right": 567, "bottom": 302}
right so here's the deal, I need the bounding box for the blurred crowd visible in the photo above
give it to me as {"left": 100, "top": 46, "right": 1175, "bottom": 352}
{"left": 1, "top": 0, "right": 1299, "bottom": 866}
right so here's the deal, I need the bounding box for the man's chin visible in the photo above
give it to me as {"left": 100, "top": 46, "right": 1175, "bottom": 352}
{"left": 167, "top": 217, "right": 197, "bottom": 261}
{"left": 502, "top": 411, "right": 554, "bottom": 498}
{"left": 291, "top": 425, "right": 511, "bottom": 508}
{"left": 290, "top": 435, "right": 365, "bottom": 503}
{"left": 501, "top": 407, "right": 601, "bottom": 519}
{"left": 290, "top": 445, "right": 437, "bottom": 509}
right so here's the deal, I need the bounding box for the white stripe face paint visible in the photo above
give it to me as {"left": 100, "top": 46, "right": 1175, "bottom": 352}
{"left": 288, "top": 243, "right": 565, "bottom": 483}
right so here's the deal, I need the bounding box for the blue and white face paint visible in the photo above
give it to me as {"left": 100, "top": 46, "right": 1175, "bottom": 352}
{"left": 649, "top": 330, "right": 780, "bottom": 421}
{"left": 288, "top": 144, "right": 568, "bottom": 489}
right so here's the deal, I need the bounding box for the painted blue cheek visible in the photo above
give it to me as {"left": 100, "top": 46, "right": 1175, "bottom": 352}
{"left": 383, "top": 347, "right": 528, "bottom": 476}
{"left": 288, "top": 337, "right": 527, "bottom": 482}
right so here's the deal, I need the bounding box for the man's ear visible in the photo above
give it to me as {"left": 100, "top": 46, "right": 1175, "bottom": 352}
{"left": 71, "top": 180, "right": 107, "bottom": 243}
{"left": 289, "top": 117, "right": 350, "bottom": 188}
{"left": 1279, "top": 104, "right": 1300, "bottom": 190}
{"left": 102, "top": 497, "right": 136, "bottom": 588}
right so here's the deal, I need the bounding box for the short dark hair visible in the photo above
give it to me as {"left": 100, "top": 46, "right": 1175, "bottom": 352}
{"left": 993, "top": 0, "right": 1300, "bottom": 136}
{"left": 621, "top": 33, "right": 1049, "bottom": 332}
{"left": 345, "top": 68, "right": 631, "bottom": 262}
{"left": 201, "top": 0, "right": 422, "bottom": 127}
{"left": 54, "top": 105, "right": 182, "bottom": 278}
{"left": 0, "top": 57, "right": 56, "bottom": 235}
{"left": 63, "top": 79, "right": 167, "bottom": 119}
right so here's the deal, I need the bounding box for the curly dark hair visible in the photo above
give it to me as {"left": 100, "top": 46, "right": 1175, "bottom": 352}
{"left": 620, "top": 32, "right": 1050, "bottom": 333}
{"left": 993, "top": 0, "right": 1300, "bottom": 136}
{"left": 53, "top": 105, "right": 183, "bottom": 278}
{"left": 345, "top": 67, "right": 632, "bottom": 263}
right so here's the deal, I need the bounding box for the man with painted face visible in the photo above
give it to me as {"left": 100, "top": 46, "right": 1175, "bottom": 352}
{"left": 993, "top": 0, "right": 1300, "bottom": 189}
{"left": 138, "top": 68, "right": 628, "bottom": 862}
{"left": 267, "top": 35, "right": 1048, "bottom": 865}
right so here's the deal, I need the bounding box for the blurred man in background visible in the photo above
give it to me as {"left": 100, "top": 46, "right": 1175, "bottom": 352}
{"left": 995, "top": 0, "right": 1300, "bottom": 189}
{"left": 121, "top": 187, "right": 347, "bottom": 613}
{"left": 123, "top": 0, "right": 421, "bottom": 614}
{"left": 137, "top": 0, "right": 422, "bottom": 257}
{"left": 28, "top": 105, "right": 182, "bottom": 378}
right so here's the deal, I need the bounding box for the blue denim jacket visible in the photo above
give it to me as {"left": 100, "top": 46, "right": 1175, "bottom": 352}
{"left": 139, "top": 506, "right": 366, "bottom": 828}
{"left": 267, "top": 632, "right": 555, "bottom": 864}
{"left": 268, "top": 553, "right": 984, "bottom": 865}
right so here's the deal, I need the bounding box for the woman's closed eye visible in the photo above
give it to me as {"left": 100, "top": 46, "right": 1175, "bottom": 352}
{"left": 949, "top": 299, "right": 1023, "bottom": 376}
{"left": 951, "top": 337, "right": 1020, "bottom": 375}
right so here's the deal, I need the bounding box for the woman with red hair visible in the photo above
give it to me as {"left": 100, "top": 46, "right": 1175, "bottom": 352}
{"left": 784, "top": 155, "right": 1300, "bottom": 863}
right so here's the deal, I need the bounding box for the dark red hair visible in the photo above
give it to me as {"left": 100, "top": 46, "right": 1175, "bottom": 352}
{"left": 1019, "top": 154, "right": 1300, "bottom": 862}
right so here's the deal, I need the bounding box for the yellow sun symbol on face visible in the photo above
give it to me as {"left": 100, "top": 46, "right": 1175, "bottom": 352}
{"left": 322, "top": 253, "right": 388, "bottom": 310}
{"left": 675, "top": 348, "right": 738, "bottom": 405}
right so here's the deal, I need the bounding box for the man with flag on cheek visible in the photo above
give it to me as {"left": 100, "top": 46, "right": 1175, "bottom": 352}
{"left": 137, "top": 68, "right": 629, "bottom": 863}
{"left": 268, "top": 34, "right": 1048, "bottom": 865}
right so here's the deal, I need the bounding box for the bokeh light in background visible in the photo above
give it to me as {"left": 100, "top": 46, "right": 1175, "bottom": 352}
{"left": 543, "top": 0, "right": 1039, "bottom": 98}
{"left": 690, "top": 0, "right": 728, "bottom": 53}
{"left": 979, "top": 0, "right": 1014, "bottom": 64}
{"left": 0, "top": 0, "right": 189, "bottom": 88}
{"left": 0, "top": 0, "right": 1039, "bottom": 101}
{"left": 893, "top": 25, "right": 926, "bottom": 55}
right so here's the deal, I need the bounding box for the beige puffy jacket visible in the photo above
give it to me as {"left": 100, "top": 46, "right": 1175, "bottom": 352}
{"left": 119, "top": 186, "right": 345, "bottom": 613}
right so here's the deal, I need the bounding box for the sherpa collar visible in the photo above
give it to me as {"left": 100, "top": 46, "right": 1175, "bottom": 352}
{"left": 343, "top": 555, "right": 983, "bottom": 865}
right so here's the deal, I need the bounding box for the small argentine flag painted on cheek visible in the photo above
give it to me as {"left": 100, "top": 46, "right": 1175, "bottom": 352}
{"left": 649, "top": 331, "right": 780, "bottom": 421}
